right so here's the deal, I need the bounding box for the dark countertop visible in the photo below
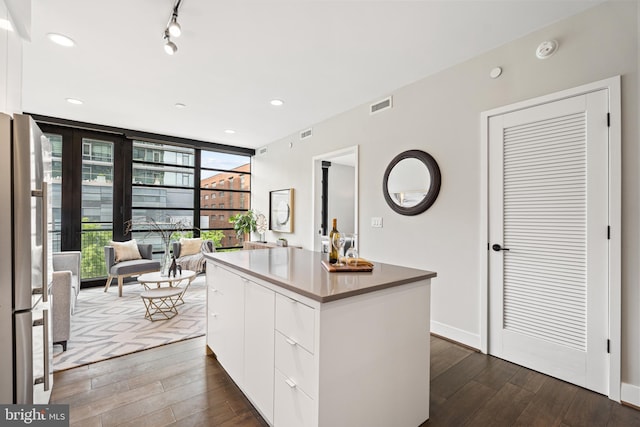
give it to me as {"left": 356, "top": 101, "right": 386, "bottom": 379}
{"left": 204, "top": 248, "right": 436, "bottom": 303}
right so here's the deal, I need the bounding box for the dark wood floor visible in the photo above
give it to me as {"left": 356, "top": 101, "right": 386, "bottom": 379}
{"left": 51, "top": 335, "right": 640, "bottom": 427}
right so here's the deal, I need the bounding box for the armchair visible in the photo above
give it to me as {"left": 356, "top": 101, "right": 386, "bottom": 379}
{"left": 104, "top": 243, "right": 161, "bottom": 297}
{"left": 51, "top": 251, "right": 81, "bottom": 351}
{"left": 172, "top": 239, "right": 214, "bottom": 273}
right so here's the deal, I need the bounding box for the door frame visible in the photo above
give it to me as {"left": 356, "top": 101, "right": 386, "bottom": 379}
{"left": 479, "top": 76, "right": 621, "bottom": 401}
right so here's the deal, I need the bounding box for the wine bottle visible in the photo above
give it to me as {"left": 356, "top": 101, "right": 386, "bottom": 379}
{"left": 329, "top": 218, "right": 339, "bottom": 264}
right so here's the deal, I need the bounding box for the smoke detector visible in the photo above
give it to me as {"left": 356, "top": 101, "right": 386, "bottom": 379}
{"left": 536, "top": 40, "right": 559, "bottom": 59}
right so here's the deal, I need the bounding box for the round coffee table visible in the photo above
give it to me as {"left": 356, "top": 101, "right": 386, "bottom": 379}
{"left": 137, "top": 270, "right": 196, "bottom": 305}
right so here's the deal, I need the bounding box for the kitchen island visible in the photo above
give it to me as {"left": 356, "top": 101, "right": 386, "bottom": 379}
{"left": 204, "top": 248, "right": 436, "bottom": 427}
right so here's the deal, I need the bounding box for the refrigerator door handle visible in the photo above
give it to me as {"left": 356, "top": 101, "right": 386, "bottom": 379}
{"left": 31, "top": 183, "right": 48, "bottom": 302}
{"left": 42, "top": 308, "right": 50, "bottom": 392}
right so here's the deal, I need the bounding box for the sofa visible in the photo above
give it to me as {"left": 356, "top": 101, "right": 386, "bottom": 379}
{"left": 51, "top": 251, "right": 81, "bottom": 351}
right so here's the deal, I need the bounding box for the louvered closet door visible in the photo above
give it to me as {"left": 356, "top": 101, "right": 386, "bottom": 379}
{"left": 488, "top": 91, "right": 609, "bottom": 395}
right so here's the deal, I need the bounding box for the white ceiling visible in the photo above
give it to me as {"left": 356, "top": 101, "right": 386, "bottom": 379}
{"left": 21, "top": 0, "right": 603, "bottom": 150}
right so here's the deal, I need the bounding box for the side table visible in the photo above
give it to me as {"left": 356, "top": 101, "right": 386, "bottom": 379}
{"left": 141, "top": 287, "right": 183, "bottom": 321}
{"left": 137, "top": 270, "right": 196, "bottom": 305}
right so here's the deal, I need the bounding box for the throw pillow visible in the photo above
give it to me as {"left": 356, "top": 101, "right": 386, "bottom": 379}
{"left": 180, "top": 238, "right": 203, "bottom": 256}
{"left": 110, "top": 240, "right": 142, "bottom": 263}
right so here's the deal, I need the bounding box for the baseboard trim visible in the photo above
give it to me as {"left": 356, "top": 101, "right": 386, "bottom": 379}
{"left": 430, "top": 321, "right": 481, "bottom": 351}
{"left": 621, "top": 382, "right": 640, "bottom": 408}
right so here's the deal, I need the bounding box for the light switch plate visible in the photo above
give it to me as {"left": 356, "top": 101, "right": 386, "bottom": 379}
{"left": 371, "top": 217, "right": 383, "bottom": 228}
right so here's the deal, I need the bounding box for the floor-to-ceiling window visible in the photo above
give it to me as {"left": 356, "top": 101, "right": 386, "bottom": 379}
{"left": 130, "top": 141, "right": 196, "bottom": 258}
{"left": 200, "top": 151, "right": 251, "bottom": 249}
{"left": 38, "top": 118, "right": 254, "bottom": 287}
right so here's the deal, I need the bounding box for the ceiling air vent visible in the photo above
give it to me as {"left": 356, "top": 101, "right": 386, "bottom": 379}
{"left": 370, "top": 96, "right": 393, "bottom": 115}
{"left": 300, "top": 128, "right": 313, "bottom": 140}
{"left": 257, "top": 146, "right": 268, "bottom": 156}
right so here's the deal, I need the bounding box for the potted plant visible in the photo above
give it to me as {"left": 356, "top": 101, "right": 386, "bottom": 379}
{"left": 229, "top": 210, "right": 257, "bottom": 242}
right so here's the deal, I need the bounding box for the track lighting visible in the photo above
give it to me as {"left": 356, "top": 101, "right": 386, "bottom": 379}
{"left": 163, "top": 0, "right": 182, "bottom": 55}
{"left": 164, "top": 30, "right": 177, "bottom": 55}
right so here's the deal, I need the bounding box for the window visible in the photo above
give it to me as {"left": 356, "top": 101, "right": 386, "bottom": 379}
{"left": 37, "top": 119, "right": 253, "bottom": 288}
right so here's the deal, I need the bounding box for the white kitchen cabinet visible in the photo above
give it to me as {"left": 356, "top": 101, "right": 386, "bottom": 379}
{"left": 244, "top": 279, "right": 275, "bottom": 424}
{"left": 206, "top": 262, "right": 245, "bottom": 386}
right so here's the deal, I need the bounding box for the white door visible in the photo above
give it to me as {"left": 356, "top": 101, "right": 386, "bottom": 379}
{"left": 488, "top": 90, "right": 609, "bottom": 394}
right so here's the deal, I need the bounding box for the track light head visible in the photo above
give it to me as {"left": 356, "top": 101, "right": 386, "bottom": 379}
{"left": 164, "top": 31, "right": 177, "bottom": 55}
{"left": 163, "top": 0, "right": 182, "bottom": 55}
{"left": 168, "top": 14, "right": 181, "bottom": 37}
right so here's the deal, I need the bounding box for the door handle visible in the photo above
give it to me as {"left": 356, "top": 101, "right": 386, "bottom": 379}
{"left": 492, "top": 244, "right": 510, "bottom": 252}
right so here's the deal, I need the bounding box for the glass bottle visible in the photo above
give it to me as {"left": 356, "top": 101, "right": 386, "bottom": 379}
{"left": 329, "top": 218, "right": 339, "bottom": 264}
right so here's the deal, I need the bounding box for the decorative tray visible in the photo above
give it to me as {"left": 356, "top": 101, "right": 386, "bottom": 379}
{"left": 321, "top": 259, "right": 373, "bottom": 273}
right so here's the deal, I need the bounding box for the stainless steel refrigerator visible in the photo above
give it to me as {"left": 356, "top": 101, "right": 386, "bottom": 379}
{"left": 0, "top": 113, "right": 53, "bottom": 404}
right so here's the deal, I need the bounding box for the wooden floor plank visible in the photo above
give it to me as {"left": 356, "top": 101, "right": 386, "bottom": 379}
{"left": 463, "top": 382, "right": 534, "bottom": 426}
{"left": 608, "top": 403, "right": 640, "bottom": 427}
{"left": 115, "top": 407, "right": 177, "bottom": 427}
{"left": 512, "top": 376, "right": 579, "bottom": 427}
{"left": 430, "top": 351, "right": 491, "bottom": 400}
{"left": 430, "top": 339, "right": 474, "bottom": 380}
{"left": 427, "top": 380, "right": 496, "bottom": 426}
{"left": 562, "top": 386, "right": 612, "bottom": 426}
{"left": 51, "top": 334, "right": 639, "bottom": 426}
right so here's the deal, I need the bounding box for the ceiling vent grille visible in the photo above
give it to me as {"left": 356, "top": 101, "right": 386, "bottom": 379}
{"left": 370, "top": 96, "right": 393, "bottom": 115}
{"left": 257, "top": 146, "right": 268, "bottom": 156}
{"left": 300, "top": 128, "right": 313, "bottom": 140}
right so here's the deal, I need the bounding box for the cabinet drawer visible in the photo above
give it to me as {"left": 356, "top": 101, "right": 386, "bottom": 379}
{"left": 275, "top": 331, "right": 316, "bottom": 398}
{"left": 274, "top": 369, "right": 314, "bottom": 427}
{"left": 275, "top": 294, "right": 315, "bottom": 353}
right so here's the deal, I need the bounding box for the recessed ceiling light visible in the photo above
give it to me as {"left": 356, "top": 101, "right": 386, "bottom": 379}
{"left": 224, "top": 129, "right": 236, "bottom": 134}
{"left": 47, "top": 33, "right": 75, "bottom": 47}
{"left": 174, "top": 103, "right": 186, "bottom": 109}
{"left": 66, "top": 98, "right": 83, "bottom": 105}
{"left": 0, "top": 18, "right": 14, "bottom": 32}
{"left": 270, "top": 99, "right": 284, "bottom": 107}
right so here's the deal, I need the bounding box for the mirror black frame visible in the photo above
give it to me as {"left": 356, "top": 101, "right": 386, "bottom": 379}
{"left": 382, "top": 149, "right": 441, "bottom": 216}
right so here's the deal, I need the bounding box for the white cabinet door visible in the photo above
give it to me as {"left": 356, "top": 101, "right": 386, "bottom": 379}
{"left": 244, "top": 280, "right": 275, "bottom": 424}
{"left": 207, "top": 264, "right": 245, "bottom": 386}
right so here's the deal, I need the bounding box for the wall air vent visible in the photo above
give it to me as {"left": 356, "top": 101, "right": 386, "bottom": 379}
{"left": 300, "top": 128, "right": 313, "bottom": 140}
{"left": 257, "top": 146, "right": 268, "bottom": 156}
{"left": 370, "top": 96, "right": 393, "bottom": 115}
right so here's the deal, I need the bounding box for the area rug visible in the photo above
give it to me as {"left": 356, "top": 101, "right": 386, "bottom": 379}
{"left": 52, "top": 275, "right": 206, "bottom": 372}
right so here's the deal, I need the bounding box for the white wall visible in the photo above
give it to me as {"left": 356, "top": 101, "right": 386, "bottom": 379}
{"left": 0, "top": 0, "right": 23, "bottom": 114}
{"left": 327, "top": 163, "right": 355, "bottom": 235}
{"left": 252, "top": 1, "right": 640, "bottom": 404}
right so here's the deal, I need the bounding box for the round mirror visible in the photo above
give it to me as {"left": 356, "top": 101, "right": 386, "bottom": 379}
{"left": 383, "top": 150, "right": 441, "bottom": 215}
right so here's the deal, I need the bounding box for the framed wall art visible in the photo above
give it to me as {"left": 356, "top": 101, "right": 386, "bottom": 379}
{"left": 269, "top": 188, "right": 294, "bottom": 233}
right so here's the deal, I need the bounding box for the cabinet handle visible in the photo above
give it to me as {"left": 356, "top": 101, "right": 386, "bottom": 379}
{"left": 285, "top": 378, "right": 297, "bottom": 389}
{"left": 285, "top": 337, "right": 297, "bottom": 346}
